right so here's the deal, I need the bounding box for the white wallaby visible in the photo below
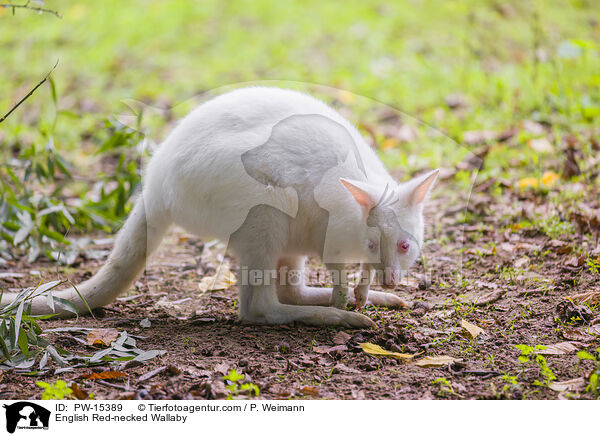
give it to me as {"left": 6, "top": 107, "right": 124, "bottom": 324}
{"left": 2, "top": 87, "right": 438, "bottom": 328}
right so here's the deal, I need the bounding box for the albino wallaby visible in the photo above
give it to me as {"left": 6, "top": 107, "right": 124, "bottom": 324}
{"left": 3, "top": 87, "right": 438, "bottom": 328}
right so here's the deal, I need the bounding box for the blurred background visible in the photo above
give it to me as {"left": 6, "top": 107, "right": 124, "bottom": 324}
{"left": 0, "top": 0, "right": 599, "bottom": 263}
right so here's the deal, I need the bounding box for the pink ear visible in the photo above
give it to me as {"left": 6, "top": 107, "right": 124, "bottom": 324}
{"left": 408, "top": 169, "right": 439, "bottom": 206}
{"left": 340, "top": 178, "right": 376, "bottom": 213}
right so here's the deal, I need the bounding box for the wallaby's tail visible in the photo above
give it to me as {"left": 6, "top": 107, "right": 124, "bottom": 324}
{"left": 0, "top": 196, "right": 170, "bottom": 317}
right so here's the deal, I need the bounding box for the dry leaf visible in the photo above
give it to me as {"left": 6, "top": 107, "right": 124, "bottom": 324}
{"left": 569, "top": 291, "right": 600, "bottom": 304}
{"left": 460, "top": 320, "right": 485, "bottom": 339}
{"left": 463, "top": 130, "right": 497, "bottom": 145}
{"left": 313, "top": 344, "right": 347, "bottom": 354}
{"left": 359, "top": 342, "right": 418, "bottom": 360}
{"left": 198, "top": 266, "right": 237, "bottom": 293}
{"left": 70, "top": 382, "right": 89, "bottom": 400}
{"left": 82, "top": 371, "right": 127, "bottom": 380}
{"left": 332, "top": 331, "right": 351, "bottom": 345}
{"left": 86, "top": 328, "right": 119, "bottom": 347}
{"left": 299, "top": 386, "right": 320, "bottom": 397}
{"left": 548, "top": 377, "right": 586, "bottom": 392}
{"left": 523, "top": 120, "right": 545, "bottom": 135}
{"left": 563, "top": 325, "right": 600, "bottom": 342}
{"left": 414, "top": 355, "right": 461, "bottom": 368}
{"left": 541, "top": 171, "right": 559, "bottom": 186}
{"left": 514, "top": 257, "right": 529, "bottom": 268}
{"left": 380, "top": 137, "right": 399, "bottom": 150}
{"left": 214, "top": 362, "right": 230, "bottom": 375}
{"left": 529, "top": 138, "right": 553, "bottom": 153}
{"left": 518, "top": 177, "right": 538, "bottom": 189}
{"left": 537, "top": 342, "right": 583, "bottom": 355}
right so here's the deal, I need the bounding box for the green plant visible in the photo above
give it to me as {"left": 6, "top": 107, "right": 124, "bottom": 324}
{"left": 514, "top": 344, "right": 556, "bottom": 386}
{"left": 0, "top": 280, "right": 76, "bottom": 370}
{"left": 36, "top": 380, "right": 73, "bottom": 400}
{"left": 0, "top": 116, "right": 144, "bottom": 265}
{"left": 577, "top": 347, "right": 600, "bottom": 398}
{"left": 432, "top": 377, "right": 460, "bottom": 398}
{"left": 586, "top": 257, "right": 600, "bottom": 275}
{"left": 500, "top": 373, "right": 521, "bottom": 394}
{"left": 223, "top": 368, "right": 260, "bottom": 399}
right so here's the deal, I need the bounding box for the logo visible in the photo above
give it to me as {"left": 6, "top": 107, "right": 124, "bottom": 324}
{"left": 3, "top": 402, "right": 50, "bottom": 433}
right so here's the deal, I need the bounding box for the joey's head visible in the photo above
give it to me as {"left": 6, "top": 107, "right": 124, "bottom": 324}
{"left": 340, "top": 169, "right": 439, "bottom": 288}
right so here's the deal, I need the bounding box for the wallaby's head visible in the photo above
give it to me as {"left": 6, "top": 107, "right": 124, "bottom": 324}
{"left": 340, "top": 169, "right": 439, "bottom": 288}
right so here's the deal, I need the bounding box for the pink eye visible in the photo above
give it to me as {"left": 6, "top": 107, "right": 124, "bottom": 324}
{"left": 398, "top": 240, "right": 410, "bottom": 253}
{"left": 368, "top": 240, "right": 378, "bottom": 253}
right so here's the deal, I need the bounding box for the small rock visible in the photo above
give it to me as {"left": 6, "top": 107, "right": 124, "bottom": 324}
{"left": 413, "top": 300, "right": 431, "bottom": 310}
{"left": 412, "top": 307, "right": 426, "bottom": 317}
{"left": 419, "top": 278, "right": 432, "bottom": 290}
{"left": 556, "top": 300, "right": 593, "bottom": 325}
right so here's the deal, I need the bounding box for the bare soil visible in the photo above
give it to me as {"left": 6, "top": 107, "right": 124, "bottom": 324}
{"left": 1, "top": 178, "right": 599, "bottom": 400}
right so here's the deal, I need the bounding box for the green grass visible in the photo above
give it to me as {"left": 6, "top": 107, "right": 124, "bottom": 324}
{"left": 1, "top": 0, "right": 599, "bottom": 257}
{"left": 2, "top": 0, "right": 599, "bottom": 166}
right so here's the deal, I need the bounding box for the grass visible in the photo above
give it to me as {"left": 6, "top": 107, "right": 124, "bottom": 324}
{"left": 1, "top": 0, "right": 600, "bottom": 400}
{"left": 2, "top": 1, "right": 599, "bottom": 163}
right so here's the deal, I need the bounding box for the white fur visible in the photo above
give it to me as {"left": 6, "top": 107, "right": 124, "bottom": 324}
{"left": 1, "top": 87, "right": 437, "bottom": 327}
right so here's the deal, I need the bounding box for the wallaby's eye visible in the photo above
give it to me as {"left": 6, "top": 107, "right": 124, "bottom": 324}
{"left": 368, "top": 240, "right": 378, "bottom": 253}
{"left": 398, "top": 240, "right": 410, "bottom": 253}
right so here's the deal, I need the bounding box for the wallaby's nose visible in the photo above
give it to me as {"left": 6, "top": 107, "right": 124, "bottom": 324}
{"left": 383, "top": 270, "right": 400, "bottom": 289}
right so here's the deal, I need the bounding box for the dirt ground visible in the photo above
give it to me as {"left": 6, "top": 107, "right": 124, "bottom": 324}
{"left": 1, "top": 176, "right": 599, "bottom": 400}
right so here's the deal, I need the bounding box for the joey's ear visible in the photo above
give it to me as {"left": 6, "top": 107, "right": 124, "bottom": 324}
{"left": 407, "top": 169, "right": 439, "bottom": 207}
{"left": 340, "top": 178, "right": 380, "bottom": 214}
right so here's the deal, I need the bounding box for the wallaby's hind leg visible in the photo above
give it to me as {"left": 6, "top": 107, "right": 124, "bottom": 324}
{"left": 230, "top": 206, "right": 375, "bottom": 328}
{"left": 276, "top": 257, "right": 406, "bottom": 309}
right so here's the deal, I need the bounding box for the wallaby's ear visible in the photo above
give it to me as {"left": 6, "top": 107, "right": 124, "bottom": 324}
{"left": 340, "top": 178, "right": 379, "bottom": 214}
{"left": 407, "top": 169, "right": 439, "bottom": 207}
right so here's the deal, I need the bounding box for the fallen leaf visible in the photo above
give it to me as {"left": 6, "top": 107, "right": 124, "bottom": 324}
{"left": 463, "top": 130, "right": 497, "bottom": 145}
{"left": 517, "top": 177, "right": 538, "bottom": 189}
{"left": 380, "top": 137, "right": 399, "bottom": 150}
{"left": 565, "top": 256, "right": 586, "bottom": 268}
{"left": 332, "top": 363, "right": 361, "bottom": 374}
{"left": 198, "top": 266, "right": 237, "bottom": 293}
{"left": 214, "top": 362, "right": 230, "bottom": 375}
{"left": 460, "top": 320, "right": 485, "bottom": 339}
{"left": 299, "top": 386, "right": 320, "bottom": 397}
{"left": 569, "top": 291, "right": 600, "bottom": 304}
{"left": 332, "top": 331, "right": 351, "bottom": 345}
{"left": 396, "top": 124, "right": 417, "bottom": 142}
{"left": 563, "top": 325, "right": 600, "bottom": 342}
{"left": 537, "top": 342, "right": 583, "bottom": 355}
{"left": 414, "top": 355, "right": 461, "bottom": 368}
{"left": 70, "top": 382, "right": 89, "bottom": 400}
{"left": 359, "top": 342, "right": 418, "bottom": 360}
{"left": 541, "top": 171, "right": 559, "bottom": 186}
{"left": 313, "top": 344, "right": 347, "bottom": 354}
{"left": 548, "top": 377, "right": 586, "bottom": 392}
{"left": 82, "top": 371, "right": 127, "bottom": 380}
{"left": 514, "top": 257, "right": 529, "bottom": 268}
{"left": 140, "top": 318, "right": 151, "bottom": 328}
{"left": 472, "top": 289, "right": 506, "bottom": 306}
{"left": 529, "top": 138, "right": 553, "bottom": 153}
{"left": 523, "top": 120, "right": 545, "bottom": 135}
{"left": 139, "top": 365, "right": 168, "bottom": 381}
{"left": 86, "top": 328, "right": 119, "bottom": 347}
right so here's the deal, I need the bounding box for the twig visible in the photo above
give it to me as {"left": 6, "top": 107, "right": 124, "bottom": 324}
{"left": 0, "top": 59, "right": 58, "bottom": 124}
{"left": 94, "top": 379, "right": 132, "bottom": 391}
{"left": 0, "top": 1, "right": 62, "bottom": 19}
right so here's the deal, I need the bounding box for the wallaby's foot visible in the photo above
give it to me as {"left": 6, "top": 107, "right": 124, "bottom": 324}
{"left": 352, "top": 289, "right": 407, "bottom": 309}
{"left": 244, "top": 303, "right": 376, "bottom": 328}
{"left": 278, "top": 283, "right": 406, "bottom": 311}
